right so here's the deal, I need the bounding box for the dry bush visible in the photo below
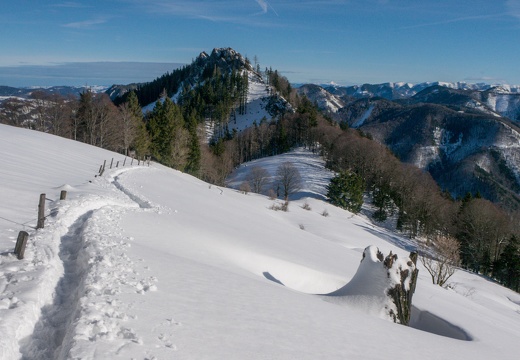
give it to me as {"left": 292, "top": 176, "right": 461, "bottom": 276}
{"left": 270, "top": 201, "right": 289, "bottom": 212}
{"left": 420, "top": 234, "right": 461, "bottom": 287}
{"left": 302, "top": 202, "right": 311, "bottom": 210}
{"left": 239, "top": 181, "right": 251, "bottom": 195}
{"left": 267, "top": 188, "right": 277, "bottom": 200}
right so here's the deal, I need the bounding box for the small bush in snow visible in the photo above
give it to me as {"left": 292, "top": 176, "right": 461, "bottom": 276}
{"left": 270, "top": 201, "right": 289, "bottom": 212}
{"left": 267, "top": 189, "right": 277, "bottom": 200}
{"left": 299, "top": 224, "right": 305, "bottom": 230}
{"left": 321, "top": 209, "right": 329, "bottom": 217}
{"left": 239, "top": 181, "right": 251, "bottom": 195}
{"left": 302, "top": 202, "right": 311, "bottom": 211}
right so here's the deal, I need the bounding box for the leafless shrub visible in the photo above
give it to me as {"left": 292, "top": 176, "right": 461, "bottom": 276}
{"left": 270, "top": 201, "right": 289, "bottom": 212}
{"left": 299, "top": 224, "right": 305, "bottom": 230}
{"left": 239, "top": 181, "right": 251, "bottom": 195}
{"left": 302, "top": 202, "right": 311, "bottom": 210}
{"left": 321, "top": 209, "right": 329, "bottom": 217}
{"left": 420, "top": 234, "right": 461, "bottom": 287}
{"left": 267, "top": 188, "right": 277, "bottom": 200}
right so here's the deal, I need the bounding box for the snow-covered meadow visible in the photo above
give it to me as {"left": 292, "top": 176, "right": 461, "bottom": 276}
{"left": 1, "top": 123, "right": 520, "bottom": 359}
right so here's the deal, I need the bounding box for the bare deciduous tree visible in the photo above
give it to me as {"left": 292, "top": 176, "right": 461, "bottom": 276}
{"left": 420, "top": 234, "right": 461, "bottom": 287}
{"left": 246, "top": 166, "right": 270, "bottom": 194}
{"left": 276, "top": 162, "right": 302, "bottom": 200}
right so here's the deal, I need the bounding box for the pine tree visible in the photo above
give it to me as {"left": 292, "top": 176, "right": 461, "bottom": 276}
{"left": 185, "top": 112, "right": 201, "bottom": 176}
{"left": 494, "top": 236, "right": 520, "bottom": 291}
{"left": 327, "top": 171, "right": 365, "bottom": 213}
{"left": 124, "top": 91, "right": 149, "bottom": 157}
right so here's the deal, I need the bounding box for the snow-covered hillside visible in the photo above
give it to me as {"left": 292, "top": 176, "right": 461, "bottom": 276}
{"left": 1, "top": 124, "right": 520, "bottom": 359}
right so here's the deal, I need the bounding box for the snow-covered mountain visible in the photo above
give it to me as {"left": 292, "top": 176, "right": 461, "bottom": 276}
{"left": 325, "top": 81, "right": 520, "bottom": 100}
{"left": 297, "top": 84, "right": 346, "bottom": 113}
{"left": 0, "top": 85, "right": 108, "bottom": 100}
{"left": 302, "top": 82, "right": 520, "bottom": 121}
{"left": 295, "top": 80, "right": 520, "bottom": 206}
{"left": 1, "top": 123, "right": 519, "bottom": 359}
{"left": 335, "top": 96, "right": 520, "bottom": 206}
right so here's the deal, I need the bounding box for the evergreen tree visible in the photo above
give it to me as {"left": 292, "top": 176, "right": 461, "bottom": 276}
{"left": 327, "top": 171, "right": 365, "bottom": 213}
{"left": 185, "top": 112, "right": 201, "bottom": 175}
{"left": 127, "top": 91, "right": 149, "bottom": 157}
{"left": 147, "top": 98, "right": 184, "bottom": 165}
{"left": 494, "top": 236, "right": 520, "bottom": 291}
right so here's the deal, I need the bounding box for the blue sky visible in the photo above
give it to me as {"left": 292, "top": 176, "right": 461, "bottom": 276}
{"left": 1, "top": 0, "right": 519, "bottom": 87}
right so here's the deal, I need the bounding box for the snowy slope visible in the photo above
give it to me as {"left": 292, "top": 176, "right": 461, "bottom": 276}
{"left": 1, "top": 124, "right": 520, "bottom": 359}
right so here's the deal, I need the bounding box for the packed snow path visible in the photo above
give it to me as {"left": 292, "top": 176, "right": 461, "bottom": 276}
{"left": 1, "top": 124, "right": 520, "bottom": 359}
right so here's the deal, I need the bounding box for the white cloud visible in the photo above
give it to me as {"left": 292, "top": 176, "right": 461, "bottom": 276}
{"left": 255, "top": 0, "right": 268, "bottom": 14}
{"left": 62, "top": 17, "right": 107, "bottom": 29}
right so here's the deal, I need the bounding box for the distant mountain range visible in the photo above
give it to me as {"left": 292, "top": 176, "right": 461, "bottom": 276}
{"left": 298, "top": 82, "right": 520, "bottom": 208}
{"left": 0, "top": 85, "right": 109, "bottom": 101}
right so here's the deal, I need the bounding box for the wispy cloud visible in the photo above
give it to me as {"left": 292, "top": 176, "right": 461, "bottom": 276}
{"left": 506, "top": 0, "right": 520, "bottom": 19}
{"left": 255, "top": 0, "right": 279, "bottom": 16}
{"left": 256, "top": 0, "right": 268, "bottom": 13}
{"left": 401, "top": 13, "right": 506, "bottom": 30}
{"left": 51, "top": 2, "right": 90, "bottom": 8}
{"left": 123, "top": 0, "right": 279, "bottom": 25}
{"left": 62, "top": 17, "right": 108, "bottom": 29}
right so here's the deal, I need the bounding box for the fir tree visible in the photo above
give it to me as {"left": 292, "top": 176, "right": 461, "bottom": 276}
{"left": 327, "top": 171, "right": 365, "bottom": 213}
{"left": 127, "top": 91, "right": 149, "bottom": 157}
{"left": 185, "top": 112, "right": 201, "bottom": 176}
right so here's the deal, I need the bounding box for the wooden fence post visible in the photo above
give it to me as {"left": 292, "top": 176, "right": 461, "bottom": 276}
{"left": 110, "top": 158, "right": 114, "bottom": 169}
{"left": 131, "top": 157, "right": 134, "bottom": 165}
{"left": 98, "top": 164, "right": 103, "bottom": 175}
{"left": 60, "top": 190, "right": 67, "bottom": 200}
{"left": 37, "top": 193, "right": 46, "bottom": 229}
{"left": 116, "top": 161, "right": 119, "bottom": 168}
{"left": 14, "top": 231, "right": 29, "bottom": 260}
{"left": 123, "top": 157, "right": 127, "bottom": 167}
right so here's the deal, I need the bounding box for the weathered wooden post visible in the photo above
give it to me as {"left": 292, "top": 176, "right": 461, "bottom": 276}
{"left": 116, "top": 161, "right": 119, "bottom": 168}
{"left": 14, "top": 231, "right": 29, "bottom": 260}
{"left": 60, "top": 190, "right": 67, "bottom": 200}
{"left": 98, "top": 164, "right": 103, "bottom": 175}
{"left": 131, "top": 157, "right": 134, "bottom": 166}
{"left": 123, "top": 157, "right": 127, "bottom": 167}
{"left": 37, "top": 193, "right": 46, "bottom": 229}
{"left": 110, "top": 158, "right": 114, "bottom": 169}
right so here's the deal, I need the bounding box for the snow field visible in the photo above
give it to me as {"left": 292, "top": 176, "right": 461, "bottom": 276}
{"left": 1, "top": 124, "right": 520, "bottom": 359}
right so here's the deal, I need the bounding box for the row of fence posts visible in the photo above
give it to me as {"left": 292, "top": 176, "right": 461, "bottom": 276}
{"left": 13, "top": 156, "right": 151, "bottom": 260}
{"left": 13, "top": 190, "right": 67, "bottom": 260}
{"left": 98, "top": 156, "right": 150, "bottom": 177}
